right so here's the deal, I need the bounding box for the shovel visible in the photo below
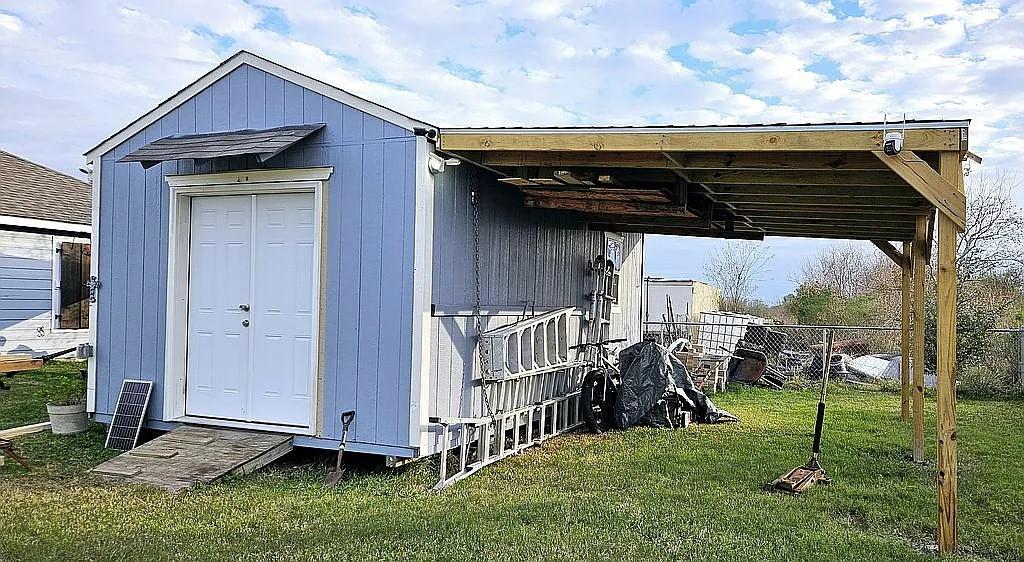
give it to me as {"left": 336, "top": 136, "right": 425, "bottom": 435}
{"left": 325, "top": 410, "right": 355, "bottom": 486}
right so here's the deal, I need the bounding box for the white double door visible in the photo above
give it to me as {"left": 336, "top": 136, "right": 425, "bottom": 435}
{"left": 185, "top": 192, "right": 316, "bottom": 427}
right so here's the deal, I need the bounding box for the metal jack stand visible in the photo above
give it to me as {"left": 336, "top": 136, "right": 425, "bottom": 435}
{"left": 771, "top": 329, "right": 835, "bottom": 494}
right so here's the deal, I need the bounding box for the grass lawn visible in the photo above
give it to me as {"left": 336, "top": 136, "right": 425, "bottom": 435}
{"left": 1, "top": 364, "right": 1022, "bottom": 561}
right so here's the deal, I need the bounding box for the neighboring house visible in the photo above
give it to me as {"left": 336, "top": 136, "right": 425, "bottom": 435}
{"left": 84, "top": 52, "right": 644, "bottom": 459}
{"left": 643, "top": 278, "right": 720, "bottom": 324}
{"left": 0, "top": 150, "right": 91, "bottom": 356}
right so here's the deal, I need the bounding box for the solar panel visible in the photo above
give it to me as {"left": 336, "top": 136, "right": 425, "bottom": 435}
{"left": 105, "top": 379, "right": 153, "bottom": 451}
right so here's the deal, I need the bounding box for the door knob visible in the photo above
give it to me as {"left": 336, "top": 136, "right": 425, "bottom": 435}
{"left": 239, "top": 304, "right": 250, "bottom": 312}
{"left": 241, "top": 319, "right": 250, "bottom": 327}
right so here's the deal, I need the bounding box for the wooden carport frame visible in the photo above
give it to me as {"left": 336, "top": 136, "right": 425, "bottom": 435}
{"left": 437, "top": 120, "right": 969, "bottom": 553}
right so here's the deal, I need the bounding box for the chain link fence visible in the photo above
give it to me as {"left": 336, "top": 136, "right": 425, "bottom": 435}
{"left": 644, "top": 321, "right": 1024, "bottom": 397}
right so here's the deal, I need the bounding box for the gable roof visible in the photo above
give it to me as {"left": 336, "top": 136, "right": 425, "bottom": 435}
{"left": 85, "top": 51, "right": 435, "bottom": 161}
{"left": 0, "top": 150, "right": 91, "bottom": 228}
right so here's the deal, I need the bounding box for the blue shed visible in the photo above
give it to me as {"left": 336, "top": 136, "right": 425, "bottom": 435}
{"left": 84, "top": 51, "right": 644, "bottom": 460}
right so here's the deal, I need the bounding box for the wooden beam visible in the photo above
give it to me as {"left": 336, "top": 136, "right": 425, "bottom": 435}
{"left": 670, "top": 151, "right": 893, "bottom": 171}
{"left": 936, "top": 151, "right": 962, "bottom": 554}
{"left": 585, "top": 214, "right": 711, "bottom": 229}
{"left": 731, "top": 206, "right": 926, "bottom": 218}
{"left": 705, "top": 184, "right": 920, "bottom": 198}
{"left": 873, "top": 150, "right": 967, "bottom": 230}
{"left": 912, "top": 214, "right": 927, "bottom": 464}
{"left": 759, "top": 229, "right": 915, "bottom": 241}
{"left": 748, "top": 215, "right": 916, "bottom": 227}
{"left": 439, "top": 128, "right": 963, "bottom": 152}
{"left": 520, "top": 187, "right": 672, "bottom": 203}
{"left": 871, "top": 240, "right": 906, "bottom": 266}
{"left": 707, "top": 195, "right": 928, "bottom": 209}
{"left": 522, "top": 196, "right": 695, "bottom": 217}
{"left": 480, "top": 151, "right": 678, "bottom": 168}
{"left": 689, "top": 170, "right": 906, "bottom": 187}
{"left": 0, "top": 421, "right": 51, "bottom": 439}
{"left": 900, "top": 240, "right": 912, "bottom": 423}
{"left": 926, "top": 209, "right": 936, "bottom": 265}
{"left": 589, "top": 222, "right": 765, "bottom": 240}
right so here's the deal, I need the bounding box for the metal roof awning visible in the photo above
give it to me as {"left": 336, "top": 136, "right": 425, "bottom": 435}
{"left": 117, "top": 123, "right": 325, "bottom": 169}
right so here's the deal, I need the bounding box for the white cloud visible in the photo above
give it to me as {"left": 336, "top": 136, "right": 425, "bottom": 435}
{"left": 1, "top": 0, "right": 1022, "bottom": 299}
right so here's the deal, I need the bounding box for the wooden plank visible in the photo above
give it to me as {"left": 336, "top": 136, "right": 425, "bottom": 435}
{"left": 901, "top": 240, "right": 912, "bottom": 423}
{"left": 671, "top": 151, "right": 892, "bottom": 171}
{"left": 480, "top": 151, "right": 678, "bottom": 168}
{"left": 689, "top": 170, "right": 905, "bottom": 186}
{"left": 91, "top": 426, "right": 293, "bottom": 493}
{"left": 871, "top": 240, "right": 906, "bottom": 266}
{"left": 705, "top": 184, "right": 919, "bottom": 198}
{"left": 0, "top": 421, "right": 51, "bottom": 439}
{"left": 585, "top": 214, "right": 711, "bottom": 229}
{"left": 439, "top": 128, "right": 962, "bottom": 152}
{"left": 522, "top": 196, "right": 695, "bottom": 217}
{"left": 588, "top": 223, "right": 765, "bottom": 240}
{"left": 0, "top": 356, "right": 44, "bottom": 374}
{"left": 873, "top": 150, "right": 966, "bottom": 229}
{"left": 708, "top": 195, "right": 927, "bottom": 209}
{"left": 912, "top": 214, "right": 927, "bottom": 463}
{"left": 519, "top": 187, "right": 672, "bottom": 203}
{"left": 936, "top": 151, "right": 962, "bottom": 554}
{"left": 735, "top": 207, "right": 925, "bottom": 219}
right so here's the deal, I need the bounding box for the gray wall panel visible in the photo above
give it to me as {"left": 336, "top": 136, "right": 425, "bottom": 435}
{"left": 427, "top": 165, "right": 645, "bottom": 444}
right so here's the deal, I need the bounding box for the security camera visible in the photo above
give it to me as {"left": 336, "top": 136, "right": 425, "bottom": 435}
{"left": 883, "top": 131, "right": 903, "bottom": 156}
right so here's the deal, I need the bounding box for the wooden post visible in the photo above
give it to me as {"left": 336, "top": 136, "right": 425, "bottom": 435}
{"left": 900, "top": 242, "right": 912, "bottom": 422}
{"left": 912, "top": 215, "right": 927, "bottom": 463}
{"left": 936, "top": 152, "right": 962, "bottom": 554}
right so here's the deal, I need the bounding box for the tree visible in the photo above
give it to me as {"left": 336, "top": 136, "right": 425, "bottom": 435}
{"left": 704, "top": 241, "right": 773, "bottom": 311}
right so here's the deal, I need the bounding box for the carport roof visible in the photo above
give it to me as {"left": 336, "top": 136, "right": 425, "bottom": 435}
{"left": 436, "top": 119, "right": 971, "bottom": 242}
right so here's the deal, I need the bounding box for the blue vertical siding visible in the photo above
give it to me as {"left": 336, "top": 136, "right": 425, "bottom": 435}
{"left": 94, "top": 63, "right": 418, "bottom": 449}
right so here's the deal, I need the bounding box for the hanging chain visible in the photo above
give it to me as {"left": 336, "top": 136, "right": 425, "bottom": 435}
{"left": 469, "top": 169, "right": 496, "bottom": 419}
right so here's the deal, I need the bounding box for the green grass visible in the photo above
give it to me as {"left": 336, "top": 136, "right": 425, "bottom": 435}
{"left": 1, "top": 365, "right": 1022, "bottom": 561}
{"left": 0, "top": 360, "right": 86, "bottom": 429}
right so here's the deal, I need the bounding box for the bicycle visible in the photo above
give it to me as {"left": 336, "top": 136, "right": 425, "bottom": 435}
{"left": 571, "top": 337, "right": 627, "bottom": 433}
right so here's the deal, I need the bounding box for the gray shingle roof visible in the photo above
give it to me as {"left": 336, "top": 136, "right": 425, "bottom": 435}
{"left": 0, "top": 150, "right": 91, "bottom": 226}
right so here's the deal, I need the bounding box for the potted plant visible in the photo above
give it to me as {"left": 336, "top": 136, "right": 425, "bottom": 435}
{"left": 46, "top": 376, "right": 88, "bottom": 435}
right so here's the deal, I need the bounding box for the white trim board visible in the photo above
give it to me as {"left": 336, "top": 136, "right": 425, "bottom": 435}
{"left": 162, "top": 167, "right": 331, "bottom": 436}
{"left": 0, "top": 215, "right": 90, "bottom": 235}
{"left": 408, "top": 136, "right": 436, "bottom": 452}
{"left": 85, "top": 51, "right": 435, "bottom": 161}
{"left": 86, "top": 161, "right": 100, "bottom": 413}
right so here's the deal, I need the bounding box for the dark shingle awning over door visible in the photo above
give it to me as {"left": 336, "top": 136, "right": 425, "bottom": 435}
{"left": 117, "top": 124, "right": 325, "bottom": 169}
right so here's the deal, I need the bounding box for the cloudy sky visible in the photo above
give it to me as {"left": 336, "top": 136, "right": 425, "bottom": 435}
{"left": 1, "top": 0, "right": 1021, "bottom": 301}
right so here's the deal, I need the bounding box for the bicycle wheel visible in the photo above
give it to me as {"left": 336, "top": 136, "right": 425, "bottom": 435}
{"left": 579, "top": 369, "right": 617, "bottom": 433}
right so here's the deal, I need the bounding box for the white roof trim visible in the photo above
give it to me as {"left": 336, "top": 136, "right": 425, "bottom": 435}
{"left": 439, "top": 120, "right": 972, "bottom": 135}
{"left": 0, "top": 214, "right": 91, "bottom": 235}
{"left": 86, "top": 51, "right": 434, "bottom": 161}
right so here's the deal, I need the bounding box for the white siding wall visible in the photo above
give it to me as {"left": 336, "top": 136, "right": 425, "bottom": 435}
{"left": 0, "top": 230, "right": 88, "bottom": 355}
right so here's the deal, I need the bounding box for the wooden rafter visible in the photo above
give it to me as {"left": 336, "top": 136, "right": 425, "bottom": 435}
{"left": 873, "top": 150, "right": 966, "bottom": 229}
{"left": 522, "top": 196, "right": 696, "bottom": 218}
{"left": 588, "top": 222, "right": 765, "bottom": 240}
{"left": 688, "top": 170, "right": 905, "bottom": 186}
{"left": 519, "top": 187, "right": 671, "bottom": 203}
{"left": 668, "top": 151, "right": 893, "bottom": 171}
{"left": 703, "top": 184, "right": 920, "bottom": 198}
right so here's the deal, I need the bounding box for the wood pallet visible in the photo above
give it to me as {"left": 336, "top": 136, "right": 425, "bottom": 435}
{"left": 91, "top": 425, "right": 292, "bottom": 492}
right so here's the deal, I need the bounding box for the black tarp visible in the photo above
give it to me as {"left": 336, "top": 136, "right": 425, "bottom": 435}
{"left": 614, "top": 341, "right": 738, "bottom": 429}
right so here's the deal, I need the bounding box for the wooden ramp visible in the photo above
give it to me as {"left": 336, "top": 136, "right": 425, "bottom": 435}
{"left": 92, "top": 425, "right": 293, "bottom": 492}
